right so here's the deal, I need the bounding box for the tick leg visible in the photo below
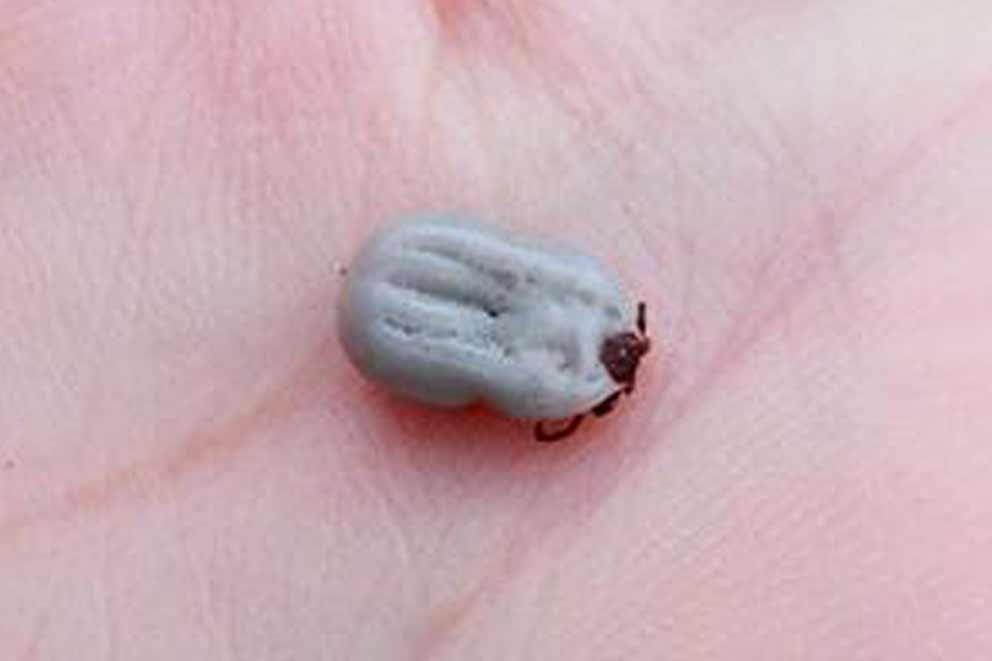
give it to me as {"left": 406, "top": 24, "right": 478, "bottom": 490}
{"left": 637, "top": 301, "right": 647, "bottom": 335}
{"left": 591, "top": 390, "right": 623, "bottom": 417}
{"left": 534, "top": 414, "right": 585, "bottom": 442}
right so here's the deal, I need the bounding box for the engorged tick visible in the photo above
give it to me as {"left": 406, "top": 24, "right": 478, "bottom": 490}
{"left": 534, "top": 302, "right": 651, "bottom": 442}
{"left": 339, "top": 214, "right": 649, "bottom": 442}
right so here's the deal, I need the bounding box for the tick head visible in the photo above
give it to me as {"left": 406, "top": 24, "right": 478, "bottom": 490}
{"left": 599, "top": 302, "right": 650, "bottom": 393}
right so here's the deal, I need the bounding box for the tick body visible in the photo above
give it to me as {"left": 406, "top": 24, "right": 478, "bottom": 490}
{"left": 338, "top": 214, "right": 649, "bottom": 441}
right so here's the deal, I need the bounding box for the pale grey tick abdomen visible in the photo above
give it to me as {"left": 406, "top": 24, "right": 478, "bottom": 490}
{"left": 338, "top": 214, "right": 633, "bottom": 420}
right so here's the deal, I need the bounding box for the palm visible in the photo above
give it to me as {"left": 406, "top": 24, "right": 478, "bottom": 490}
{"left": 3, "top": 3, "right": 991, "bottom": 658}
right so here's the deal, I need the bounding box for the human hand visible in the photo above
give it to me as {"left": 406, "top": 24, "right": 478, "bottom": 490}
{"left": 3, "top": 3, "right": 991, "bottom": 658}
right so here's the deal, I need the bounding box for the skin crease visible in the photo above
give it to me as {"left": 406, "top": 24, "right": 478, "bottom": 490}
{"left": 1, "top": 0, "right": 992, "bottom": 658}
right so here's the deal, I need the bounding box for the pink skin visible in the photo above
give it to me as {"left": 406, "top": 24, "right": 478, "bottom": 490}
{"left": 2, "top": 2, "right": 992, "bottom": 658}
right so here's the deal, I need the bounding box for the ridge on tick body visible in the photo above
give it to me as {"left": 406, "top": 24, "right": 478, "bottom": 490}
{"left": 337, "top": 214, "right": 650, "bottom": 442}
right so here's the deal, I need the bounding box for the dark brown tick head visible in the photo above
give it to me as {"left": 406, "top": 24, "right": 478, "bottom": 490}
{"left": 600, "top": 301, "right": 651, "bottom": 393}
{"left": 535, "top": 301, "right": 651, "bottom": 442}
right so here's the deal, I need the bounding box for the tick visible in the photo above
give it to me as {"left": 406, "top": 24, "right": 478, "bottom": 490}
{"left": 337, "top": 214, "right": 651, "bottom": 442}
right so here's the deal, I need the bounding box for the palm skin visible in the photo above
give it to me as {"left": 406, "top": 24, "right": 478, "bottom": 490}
{"left": 2, "top": 2, "right": 991, "bottom": 658}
